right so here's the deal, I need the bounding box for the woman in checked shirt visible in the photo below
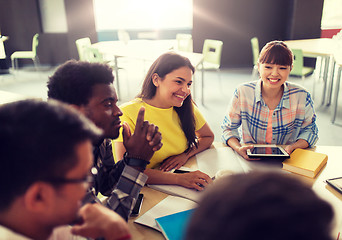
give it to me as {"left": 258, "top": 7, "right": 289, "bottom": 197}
{"left": 221, "top": 40, "right": 318, "bottom": 160}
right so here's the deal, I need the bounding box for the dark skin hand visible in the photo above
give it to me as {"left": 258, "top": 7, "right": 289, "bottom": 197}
{"left": 122, "top": 107, "right": 162, "bottom": 162}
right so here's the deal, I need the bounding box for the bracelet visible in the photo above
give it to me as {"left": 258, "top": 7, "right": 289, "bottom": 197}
{"left": 116, "top": 234, "right": 132, "bottom": 240}
{"left": 123, "top": 152, "right": 148, "bottom": 170}
{"left": 124, "top": 151, "right": 146, "bottom": 161}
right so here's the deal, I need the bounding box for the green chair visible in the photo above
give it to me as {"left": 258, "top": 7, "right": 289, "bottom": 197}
{"left": 117, "top": 30, "right": 130, "bottom": 44}
{"left": 290, "top": 49, "right": 315, "bottom": 81}
{"left": 251, "top": 37, "right": 260, "bottom": 80}
{"left": 176, "top": 33, "right": 193, "bottom": 52}
{"left": 198, "top": 39, "right": 223, "bottom": 104}
{"left": 11, "top": 33, "right": 39, "bottom": 70}
{"left": 201, "top": 39, "right": 223, "bottom": 70}
{"left": 85, "top": 46, "right": 104, "bottom": 63}
{"left": 75, "top": 37, "right": 91, "bottom": 61}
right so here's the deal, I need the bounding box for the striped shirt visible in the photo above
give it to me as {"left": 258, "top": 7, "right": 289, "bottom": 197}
{"left": 221, "top": 80, "right": 318, "bottom": 147}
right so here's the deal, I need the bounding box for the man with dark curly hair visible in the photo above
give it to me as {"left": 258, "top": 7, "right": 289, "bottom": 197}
{"left": 48, "top": 60, "right": 162, "bottom": 220}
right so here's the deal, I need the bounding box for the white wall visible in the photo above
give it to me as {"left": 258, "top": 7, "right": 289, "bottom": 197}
{"left": 321, "top": 0, "right": 342, "bottom": 29}
{"left": 93, "top": 0, "right": 192, "bottom": 30}
{"left": 39, "top": 0, "right": 68, "bottom": 33}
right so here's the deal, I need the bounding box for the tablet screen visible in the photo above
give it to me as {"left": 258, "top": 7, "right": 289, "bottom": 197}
{"left": 327, "top": 178, "right": 342, "bottom": 191}
{"left": 251, "top": 147, "right": 285, "bottom": 155}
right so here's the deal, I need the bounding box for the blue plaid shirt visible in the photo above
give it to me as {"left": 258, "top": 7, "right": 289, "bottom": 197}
{"left": 221, "top": 80, "right": 318, "bottom": 147}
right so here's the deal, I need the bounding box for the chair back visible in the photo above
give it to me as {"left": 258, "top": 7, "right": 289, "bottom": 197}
{"left": 76, "top": 37, "right": 91, "bottom": 61}
{"left": 290, "top": 49, "right": 304, "bottom": 76}
{"left": 85, "top": 46, "right": 104, "bottom": 63}
{"left": 251, "top": 37, "right": 259, "bottom": 66}
{"left": 176, "top": 33, "right": 193, "bottom": 52}
{"left": 118, "top": 30, "right": 130, "bottom": 44}
{"left": 32, "top": 33, "right": 39, "bottom": 56}
{"left": 202, "top": 39, "right": 223, "bottom": 68}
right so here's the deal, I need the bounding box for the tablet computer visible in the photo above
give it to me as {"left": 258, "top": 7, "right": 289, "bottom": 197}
{"left": 247, "top": 145, "right": 289, "bottom": 158}
{"left": 325, "top": 177, "right": 342, "bottom": 194}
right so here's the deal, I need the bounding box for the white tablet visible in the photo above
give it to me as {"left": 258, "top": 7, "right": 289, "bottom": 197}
{"left": 247, "top": 145, "right": 289, "bottom": 158}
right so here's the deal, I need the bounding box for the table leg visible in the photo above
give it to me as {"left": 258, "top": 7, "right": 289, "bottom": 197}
{"left": 114, "top": 56, "right": 120, "bottom": 100}
{"left": 326, "top": 58, "right": 336, "bottom": 106}
{"left": 321, "top": 56, "right": 331, "bottom": 106}
{"left": 331, "top": 66, "right": 341, "bottom": 123}
{"left": 201, "top": 61, "right": 204, "bottom": 105}
{"left": 192, "top": 70, "right": 196, "bottom": 100}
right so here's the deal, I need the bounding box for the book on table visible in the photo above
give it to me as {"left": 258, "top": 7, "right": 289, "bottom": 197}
{"left": 155, "top": 209, "right": 195, "bottom": 240}
{"left": 282, "top": 148, "right": 328, "bottom": 178}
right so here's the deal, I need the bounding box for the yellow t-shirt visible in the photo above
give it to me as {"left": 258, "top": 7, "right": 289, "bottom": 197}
{"left": 115, "top": 98, "right": 207, "bottom": 168}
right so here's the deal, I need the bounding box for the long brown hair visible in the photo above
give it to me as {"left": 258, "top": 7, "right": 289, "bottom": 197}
{"left": 138, "top": 52, "right": 197, "bottom": 151}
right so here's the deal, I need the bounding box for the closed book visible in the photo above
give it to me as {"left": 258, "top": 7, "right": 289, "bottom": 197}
{"left": 155, "top": 209, "right": 195, "bottom": 240}
{"left": 282, "top": 149, "right": 328, "bottom": 178}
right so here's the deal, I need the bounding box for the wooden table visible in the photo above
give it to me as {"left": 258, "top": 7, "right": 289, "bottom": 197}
{"left": 128, "top": 154, "right": 198, "bottom": 240}
{"left": 284, "top": 38, "right": 336, "bottom": 105}
{"left": 128, "top": 144, "right": 342, "bottom": 239}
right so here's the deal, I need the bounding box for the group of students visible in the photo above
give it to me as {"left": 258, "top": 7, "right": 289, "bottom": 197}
{"left": 0, "top": 40, "right": 333, "bottom": 240}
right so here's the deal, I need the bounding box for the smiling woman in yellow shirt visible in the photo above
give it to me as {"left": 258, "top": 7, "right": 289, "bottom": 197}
{"left": 115, "top": 52, "right": 214, "bottom": 191}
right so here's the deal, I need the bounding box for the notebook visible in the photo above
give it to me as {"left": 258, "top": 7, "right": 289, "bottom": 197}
{"left": 147, "top": 183, "right": 202, "bottom": 202}
{"left": 155, "top": 209, "right": 195, "bottom": 240}
{"left": 282, "top": 149, "right": 328, "bottom": 178}
{"left": 148, "top": 147, "right": 250, "bottom": 201}
{"left": 196, "top": 147, "right": 250, "bottom": 178}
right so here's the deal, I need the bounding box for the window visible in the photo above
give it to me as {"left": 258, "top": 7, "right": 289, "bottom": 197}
{"left": 321, "top": 0, "right": 342, "bottom": 30}
{"left": 93, "top": 0, "right": 192, "bottom": 31}
{"left": 39, "top": 0, "right": 68, "bottom": 33}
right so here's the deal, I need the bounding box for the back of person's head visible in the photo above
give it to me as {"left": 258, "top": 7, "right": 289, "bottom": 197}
{"left": 139, "top": 52, "right": 197, "bottom": 152}
{"left": 0, "top": 99, "right": 102, "bottom": 211}
{"left": 186, "top": 172, "right": 333, "bottom": 240}
{"left": 258, "top": 40, "right": 293, "bottom": 66}
{"left": 47, "top": 60, "right": 114, "bottom": 106}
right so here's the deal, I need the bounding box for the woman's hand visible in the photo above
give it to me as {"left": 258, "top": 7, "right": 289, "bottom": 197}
{"left": 235, "top": 145, "right": 260, "bottom": 161}
{"left": 228, "top": 138, "right": 259, "bottom": 161}
{"left": 284, "top": 145, "right": 295, "bottom": 155}
{"left": 284, "top": 139, "right": 309, "bottom": 155}
{"left": 159, "top": 153, "right": 189, "bottom": 172}
{"left": 175, "top": 170, "right": 213, "bottom": 191}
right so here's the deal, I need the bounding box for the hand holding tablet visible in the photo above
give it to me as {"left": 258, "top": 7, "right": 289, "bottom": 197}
{"left": 247, "top": 144, "right": 289, "bottom": 159}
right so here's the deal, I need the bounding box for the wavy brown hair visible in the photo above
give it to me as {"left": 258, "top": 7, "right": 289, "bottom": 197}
{"left": 138, "top": 52, "right": 197, "bottom": 151}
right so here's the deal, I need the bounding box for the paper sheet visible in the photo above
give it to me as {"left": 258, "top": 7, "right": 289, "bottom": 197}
{"left": 196, "top": 147, "right": 250, "bottom": 178}
{"left": 147, "top": 184, "right": 203, "bottom": 202}
{"left": 134, "top": 195, "right": 197, "bottom": 231}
